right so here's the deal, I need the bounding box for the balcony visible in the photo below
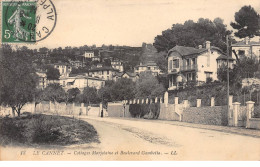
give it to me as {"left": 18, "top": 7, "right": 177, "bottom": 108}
{"left": 180, "top": 64, "right": 197, "bottom": 71}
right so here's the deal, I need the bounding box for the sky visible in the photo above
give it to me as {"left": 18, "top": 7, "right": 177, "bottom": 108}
{"left": 22, "top": 0, "right": 260, "bottom": 49}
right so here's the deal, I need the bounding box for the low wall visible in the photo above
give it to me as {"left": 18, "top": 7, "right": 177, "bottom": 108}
{"left": 107, "top": 102, "right": 124, "bottom": 117}
{"left": 248, "top": 118, "right": 260, "bottom": 129}
{"left": 158, "top": 104, "right": 180, "bottom": 121}
{"left": 182, "top": 106, "right": 228, "bottom": 126}
{"left": 35, "top": 101, "right": 88, "bottom": 116}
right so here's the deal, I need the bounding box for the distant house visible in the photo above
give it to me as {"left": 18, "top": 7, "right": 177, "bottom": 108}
{"left": 122, "top": 72, "right": 139, "bottom": 82}
{"left": 88, "top": 66, "right": 119, "bottom": 80}
{"left": 134, "top": 61, "right": 162, "bottom": 76}
{"left": 231, "top": 37, "right": 260, "bottom": 61}
{"left": 69, "top": 60, "right": 84, "bottom": 69}
{"left": 83, "top": 51, "right": 95, "bottom": 59}
{"left": 59, "top": 74, "right": 105, "bottom": 91}
{"left": 167, "top": 41, "right": 234, "bottom": 90}
{"left": 91, "top": 56, "right": 101, "bottom": 62}
{"left": 113, "top": 71, "right": 139, "bottom": 82}
{"left": 111, "top": 59, "right": 124, "bottom": 72}
{"left": 36, "top": 70, "right": 47, "bottom": 89}
{"left": 53, "top": 62, "right": 72, "bottom": 77}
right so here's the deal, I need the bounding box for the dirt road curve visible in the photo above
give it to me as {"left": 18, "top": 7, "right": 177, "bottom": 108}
{"left": 79, "top": 116, "right": 260, "bottom": 160}
{"left": 1, "top": 116, "right": 259, "bottom": 160}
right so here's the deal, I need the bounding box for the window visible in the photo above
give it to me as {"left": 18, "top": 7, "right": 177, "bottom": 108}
{"left": 192, "top": 73, "right": 196, "bottom": 81}
{"left": 186, "top": 73, "right": 192, "bottom": 81}
{"left": 205, "top": 72, "right": 212, "bottom": 79}
{"left": 192, "top": 58, "right": 196, "bottom": 65}
{"left": 107, "top": 70, "right": 109, "bottom": 74}
{"left": 238, "top": 50, "right": 245, "bottom": 56}
{"left": 173, "top": 59, "right": 179, "bottom": 68}
{"left": 186, "top": 59, "right": 190, "bottom": 66}
{"left": 63, "top": 81, "right": 65, "bottom": 86}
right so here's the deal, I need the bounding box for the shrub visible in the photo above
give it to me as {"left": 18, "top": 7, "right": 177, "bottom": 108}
{"left": 129, "top": 104, "right": 160, "bottom": 119}
{"left": 30, "top": 115, "right": 62, "bottom": 144}
{"left": 0, "top": 117, "right": 26, "bottom": 145}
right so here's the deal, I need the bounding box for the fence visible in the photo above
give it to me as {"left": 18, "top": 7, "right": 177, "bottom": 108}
{"left": 0, "top": 101, "right": 105, "bottom": 117}
{"left": 107, "top": 91, "right": 260, "bottom": 129}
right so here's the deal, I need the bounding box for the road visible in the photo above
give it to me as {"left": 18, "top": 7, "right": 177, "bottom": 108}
{"left": 77, "top": 116, "right": 260, "bottom": 160}
{"left": 1, "top": 116, "right": 259, "bottom": 160}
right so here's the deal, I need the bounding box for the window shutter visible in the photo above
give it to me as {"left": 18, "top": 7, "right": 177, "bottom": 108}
{"left": 169, "top": 60, "right": 172, "bottom": 69}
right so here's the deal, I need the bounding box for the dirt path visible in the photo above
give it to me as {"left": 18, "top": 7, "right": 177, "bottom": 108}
{"left": 80, "top": 116, "right": 260, "bottom": 160}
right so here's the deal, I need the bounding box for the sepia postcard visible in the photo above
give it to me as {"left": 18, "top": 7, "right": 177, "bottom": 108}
{"left": 0, "top": 0, "right": 260, "bottom": 162}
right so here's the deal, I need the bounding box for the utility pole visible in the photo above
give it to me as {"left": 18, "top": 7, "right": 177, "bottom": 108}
{"left": 226, "top": 35, "right": 230, "bottom": 115}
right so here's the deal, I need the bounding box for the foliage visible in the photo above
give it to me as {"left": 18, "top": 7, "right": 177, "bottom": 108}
{"left": 217, "top": 57, "right": 259, "bottom": 88}
{"left": 46, "top": 65, "right": 60, "bottom": 80}
{"left": 217, "top": 65, "right": 242, "bottom": 87}
{"left": 99, "top": 78, "right": 135, "bottom": 102}
{"left": 129, "top": 104, "right": 160, "bottom": 119}
{"left": 109, "top": 78, "right": 135, "bottom": 101}
{"left": 81, "top": 87, "right": 100, "bottom": 104}
{"left": 154, "top": 18, "right": 231, "bottom": 52}
{"left": 0, "top": 117, "right": 26, "bottom": 145}
{"left": 70, "top": 67, "right": 89, "bottom": 74}
{"left": 0, "top": 114, "right": 99, "bottom": 146}
{"left": 135, "top": 73, "right": 166, "bottom": 98}
{"left": 0, "top": 46, "right": 37, "bottom": 116}
{"left": 230, "top": 5, "right": 260, "bottom": 38}
{"left": 67, "top": 88, "right": 81, "bottom": 103}
{"left": 42, "top": 84, "right": 66, "bottom": 103}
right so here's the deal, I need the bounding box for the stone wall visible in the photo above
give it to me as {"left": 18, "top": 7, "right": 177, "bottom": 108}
{"left": 182, "top": 106, "right": 228, "bottom": 126}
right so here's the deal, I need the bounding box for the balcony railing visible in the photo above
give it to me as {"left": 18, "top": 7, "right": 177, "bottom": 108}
{"left": 180, "top": 64, "right": 197, "bottom": 71}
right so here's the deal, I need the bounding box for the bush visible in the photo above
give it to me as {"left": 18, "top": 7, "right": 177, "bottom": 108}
{"left": 129, "top": 104, "right": 160, "bottom": 119}
{"left": 0, "top": 117, "right": 26, "bottom": 145}
{"left": 30, "top": 115, "right": 62, "bottom": 144}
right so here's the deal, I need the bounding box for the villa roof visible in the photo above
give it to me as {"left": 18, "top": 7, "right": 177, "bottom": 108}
{"left": 53, "top": 62, "right": 71, "bottom": 66}
{"left": 89, "top": 66, "right": 119, "bottom": 72}
{"left": 124, "top": 72, "right": 137, "bottom": 77}
{"left": 168, "top": 45, "right": 225, "bottom": 57}
{"left": 232, "top": 41, "right": 260, "bottom": 46}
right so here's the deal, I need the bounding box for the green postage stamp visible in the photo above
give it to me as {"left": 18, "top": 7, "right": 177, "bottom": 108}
{"left": 2, "top": 1, "right": 37, "bottom": 43}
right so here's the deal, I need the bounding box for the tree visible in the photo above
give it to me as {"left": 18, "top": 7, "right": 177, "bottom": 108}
{"left": 67, "top": 88, "right": 80, "bottom": 103}
{"left": 81, "top": 87, "right": 100, "bottom": 104}
{"left": 46, "top": 66, "right": 60, "bottom": 80}
{"left": 39, "top": 47, "right": 49, "bottom": 53}
{"left": 230, "top": 5, "right": 260, "bottom": 38}
{"left": 135, "top": 72, "right": 165, "bottom": 98}
{"left": 154, "top": 18, "right": 231, "bottom": 53}
{"left": 0, "top": 47, "right": 37, "bottom": 117}
{"left": 42, "top": 84, "right": 66, "bottom": 103}
{"left": 110, "top": 78, "right": 135, "bottom": 101}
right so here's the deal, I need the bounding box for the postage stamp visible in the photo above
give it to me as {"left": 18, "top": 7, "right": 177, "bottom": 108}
{"left": 1, "top": 0, "right": 57, "bottom": 43}
{"left": 2, "top": 1, "right": 36, "bottom": 43}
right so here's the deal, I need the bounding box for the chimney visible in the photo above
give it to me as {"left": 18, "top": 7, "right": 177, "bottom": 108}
{"left": 245, "top": 37, "right": 249, "bottom": 45}
{"left": 140, "top": 62, "right": 142, "bottom": 65}
{"left": 198, "top": 45, "right": 202, "bottom": 49}
{"left": 206, "top": 41, "right": 211, "bottom": 49}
